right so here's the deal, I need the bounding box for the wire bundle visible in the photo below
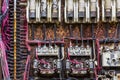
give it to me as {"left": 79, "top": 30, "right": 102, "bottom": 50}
{"left": 4, "top": 0, "right": 28, "bottom": 79}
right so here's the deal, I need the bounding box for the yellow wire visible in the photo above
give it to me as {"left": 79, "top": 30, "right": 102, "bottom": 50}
{"left": 14, "top": 1, "right": 17, "bottom": 80}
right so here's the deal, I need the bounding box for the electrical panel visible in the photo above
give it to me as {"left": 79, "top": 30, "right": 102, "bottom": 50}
{"left": 1, "top": 0, "right": 120, "bottom": 80}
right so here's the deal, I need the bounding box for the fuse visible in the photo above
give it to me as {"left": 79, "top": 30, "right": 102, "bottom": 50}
{"left": 117, "top": 0, "right": 120, "bottom": 17}
{"left": 40, "top": 0, "right": 47, "bottom": 17}
{"left": 105, "top": 0, "right": 112, "bottom": 17}
{"left": 102, "top": 0, "right": 116, "bottom": 21}
{"left": 67, "top": 0, "right": 74, "bottom": 18}
{"left": 66, "top": 59, "right": 71, "bottom": 70}
{"left": 56, "top": 59, "right": 61, "bottom": 69}
{"left": 52, "top": 0, "right": 58, "bottom": 18}
{"left": 64, "top": 0, "right": 75, "bottom": 23}
{"left": 85, "top": 0, "right": 90, "bottom": 22}
{"left": 78, "top": 0, "right": 85, "bottom": 18}
{"left": 90, "top": 0, "right": 97, "bottom": 17}
{"left": 33, "top": 59, "right": 39, "bottom": 69}
{"left": 29, "top": 0, "right": 36, "bottom": 19}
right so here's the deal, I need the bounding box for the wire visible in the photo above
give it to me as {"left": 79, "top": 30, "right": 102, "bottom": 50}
{"left": 66, "top": 77, "right": 79, "bottom": 80}
{"left": 0, "top": 41, "right": 10, "bottom": 79}
{"left": 0, "top": 0, "right": 8, "bottom": 22}
{"left": 24, "top": 55, "right": 30, "bottom": 80}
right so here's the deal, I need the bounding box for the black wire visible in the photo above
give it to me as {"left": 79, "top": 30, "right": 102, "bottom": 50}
{"left": 54, "top": 24, "right": 57, "bottom": 40}
{"left": 111, "top": 23, "right": 118, "bottom": 40}
{"left": 118, "top": 23, "right": 120, "bottom": 39}
{"left": 69, "top": 25, "right": 73, "bottom": 37}
{"left": 49, "top": 39, "right": 52, "bottom": 47}
{"left": 76, "top": 38, "right": 78, "bottom": 45}
{"left": 80, "top": 24, "right": 83, "bottom": 38}
{"left": 80, "top": 24, "right": 83, "bottom": 45}
{"left": 91, "top": 23, "right": 94, "bottom": 38}
{"left": 66, "top": 77, "right": 79, "bottom": 80}
{"left": 43, "top": 24, "right": 46, "bottom": 41}
{"left": 31, "top": 24, "right": 34, "bottom": 40}
{"left": 105, "top": 23, "right": 109, "bottom": 39}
